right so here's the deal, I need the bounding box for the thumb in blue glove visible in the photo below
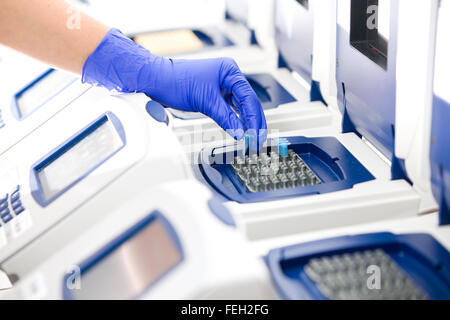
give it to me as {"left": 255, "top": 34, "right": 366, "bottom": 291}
{"left": 82, "top": 28, "right": 267, "bottom": 148}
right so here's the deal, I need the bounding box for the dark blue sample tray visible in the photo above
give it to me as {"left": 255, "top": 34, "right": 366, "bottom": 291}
{"left": 266, "top": 232, "right": 450, "bottom": 300}
{"left": 196, "top": 136, "right": 375, "bottom": 203}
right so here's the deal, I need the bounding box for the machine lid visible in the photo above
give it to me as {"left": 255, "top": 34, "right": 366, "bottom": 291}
{"left": 335, "top": 0, "right": 399, "bottom": 163}
{"left": 225, "top": 0, "right": 249, "bottom": 26}
{"left": 430, "top": 0, "right": 450, "bottom": 226}
{"left": 274, "top": 0, "right": 314, "bottom": 83}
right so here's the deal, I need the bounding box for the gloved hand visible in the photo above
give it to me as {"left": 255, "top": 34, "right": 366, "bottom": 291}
{"left": 82, "top": 28, "right": 267, "bottom": 147}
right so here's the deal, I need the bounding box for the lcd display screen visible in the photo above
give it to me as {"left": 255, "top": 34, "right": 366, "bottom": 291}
{"left": 134, "top": 29, "right": 204, "bottom": 55}
{"left": 16, "top": 70, "right": 76, "bottom": 119}
{"left": 72, "top": 219, "right": 182, "bottom": 299}
{"left": 36, "top": 115, "right": 124, "bottom": 202}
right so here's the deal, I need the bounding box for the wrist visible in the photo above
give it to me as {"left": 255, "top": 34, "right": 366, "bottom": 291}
{"left": 82, "top": 28, "right": 155, "bottom": 93}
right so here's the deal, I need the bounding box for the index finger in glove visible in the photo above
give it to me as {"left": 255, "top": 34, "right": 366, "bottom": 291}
{"left": 221, "top": 64, "right": 267, "bottom": 149}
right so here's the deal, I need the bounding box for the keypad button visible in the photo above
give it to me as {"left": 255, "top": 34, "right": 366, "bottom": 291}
{"left": 13, "top": 206, "right": 25, "bottom": 215}
{"left": 0, "top": 206, "right": 10, "bottom": 217}
{"left": 1, "top": 213, "right": 13, "bottom": 224}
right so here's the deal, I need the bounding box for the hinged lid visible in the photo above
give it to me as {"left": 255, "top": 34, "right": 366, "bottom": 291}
{"left": 274, "top": 0, "right": 314, "bottom": 83}
{"left": 225, "top": 0, "right": 250, "bottom": 25}
{"left": 395, "top": 0, "right": 439, "bottom": 213}
{"left": 336, "top": 0, "right": 399, "bottom": 165}
{"left": 430, "top": 0, "right": 450, "bottom": 226}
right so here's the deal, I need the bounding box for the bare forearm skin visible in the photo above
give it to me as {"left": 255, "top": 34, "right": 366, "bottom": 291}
{"left": 0, "top": 0, "right": 109, "bottom": 74}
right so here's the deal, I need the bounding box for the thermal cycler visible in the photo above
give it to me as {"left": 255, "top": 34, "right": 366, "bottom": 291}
{"left": 147, "top": 0, "right": 335, "bottom": 156}
{"left": 264, "top": 8, "right": 450, "bottom": 296}
{"left": 0, "top": 181, "right": 275, "bottom": 300}
{"left": 189, "top": 0, "right": 449, "bottom": 301}
{"left": 68, "top": 0, "right": 226, "bottom": 37}
{"left": 0, "top": 86, "right": 190, "bottom": 277}
{"left": 129, "top": 0, "right": 276, "bottom": 68}
{"left": 0, "top": 48, "right": 90, "bottom": 156}
{"left": 69, "top": 0, "right": 267, "bottom": 68}
{"left": 265, "top": 212, "right": 450, "bottom": 300}
{"left": 265, "top": 40, "right": 450, "bottom": 297}
{"left": 170, "top": 0, "right": 441, "bottom": 245}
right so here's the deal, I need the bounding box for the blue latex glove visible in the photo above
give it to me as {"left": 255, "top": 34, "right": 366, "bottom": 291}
{"left": 82, "top": 28, "right": 267, "bottom": 147}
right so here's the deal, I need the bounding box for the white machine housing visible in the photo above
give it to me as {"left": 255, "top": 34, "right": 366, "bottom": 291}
{"left": 0, "top": 87, "right": 190, "bottom": 269}
{"left": 186, "top": 0, "right": 440, "bottom": 243}
{"left": 0, "top": 181, "right": 275, "bottom": 300}
{"left": 68, "top": 0, "right": 226, "bottom": 35}
{"left": 0, "top": 48, "right": 90, "bottom": 156}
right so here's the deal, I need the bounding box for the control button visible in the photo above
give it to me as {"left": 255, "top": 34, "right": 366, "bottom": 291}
{"left": 0, "top": 194, "right": 8, "bottom": 206}
{"left": 146, "top": 101, "right": 169, "bottom": 125}
{"left": 10, "top": 186, "right": 20, "bottom": 203}
{"left": 0, "top": 206, "right": 10, "bottom": 217}
{"left": 13, "top": 206, "right": 25, "bottom": 215}
{"left": 1, "top": 213, "right": 13, "bottom": 224}
{"left": 11, "top": 197, "right": 22, "bottom": 208}
{"left": 11, "top": 201, "right": 23, "bottom": 211}
{"left": 9, "top": 186, "right": 26, "bottom": 215}
{"left": 0, "top": 201, "right": 8, "bottom": 212}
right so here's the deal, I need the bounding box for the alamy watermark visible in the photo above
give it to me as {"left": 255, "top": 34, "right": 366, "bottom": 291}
{"left": 65, "top": 265, "right": 81, "bottom": 290}
{"left": 367, "top": 265, "right": 382, "bottom": 290}
{"left": 367, "top": 4, "right": 379, "bottom": 31}
{"left": 66, "top": 6, "right": 81, "bottom": 30}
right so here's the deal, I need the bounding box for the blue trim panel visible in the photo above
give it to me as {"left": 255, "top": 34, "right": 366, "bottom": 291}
{"left": 266, "top": 232, "right": 450, "bottom": 300}
{"left": 310, "top": 80, "right": 328, "bottom": 106}
{"left": 197, "top": 136, "right": 374, "bottom": 203}
{"left": 250, "top": 29, "right": 259, "bottom": 46}
{"left": 11, "top": 68, "right": 77, "bottom": 121}
{"left": 30, "top": 112, "right": 126, "bottom": 207}
{"left": 336, "top": 0, "right": 399, "bottom": 161}
{"left": 130, "top": 27, "right": 234, "bottom": 55}
{"left": 278, "top": 52, "right": 290, "bottom": 70}
{"left": 430, "top": 95, "right": 450, "bottom": 225}
{"left": 62, "top": 210, "right": 184, "bottom": 300}
{"left": 225, "top": 10, "right": 233, "bottom": 21}
{"left": 225, "top": 6, "right": 249, "bottom": 28}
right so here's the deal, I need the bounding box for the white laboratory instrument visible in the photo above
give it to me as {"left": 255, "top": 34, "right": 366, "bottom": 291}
{"left": 155, "top": 0, "right": 335, "bottom": 152}
{"left": 265, "top": 214, "right": 450, "bottom": 300}
{"left": 0, "top": 87, "right": 189, "bottom": 269}
{"left": 263, "top": 22, "right": 450, "bottom": 294}
{"left": 67, "top": 0, "right": 226, "bottom": 36}
{"left": 0, "top": 47, "right": 90, "bottom": 156}
{"left": 127, "top": 0, "right": 277, "bottom": 72}
{"left": 186, "top": 0, "right": 440, "bottom": 243}
{"left": 0, "top": 181, "right": 275, "bottom": 300}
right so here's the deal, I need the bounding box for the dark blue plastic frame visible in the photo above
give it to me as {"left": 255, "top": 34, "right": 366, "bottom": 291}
{"left": 62, "top": 210, "right": 184, "bottom": 300}
{"left": 30, "top": 112, "right": 126, "bottom": 207}
{"left": 266, "top": 232, "right": 450, "bottom": 300}
{"left": 11, "top": 68, "right": 77, "bottom": 121}
{"left": 197, "top": 136, "right": 374, "bottom": 203}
